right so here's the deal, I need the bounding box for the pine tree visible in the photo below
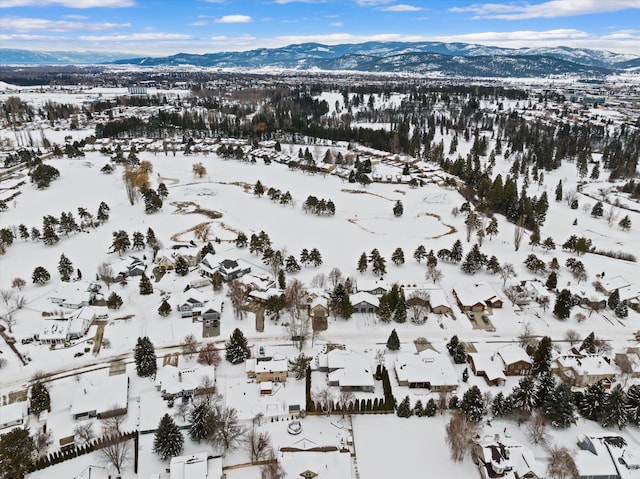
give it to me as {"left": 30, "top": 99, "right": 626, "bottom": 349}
{"left": 189, "top": 402, "right": 212, "bottom": 442}
{"left": 340, "top": 293, "right": 353, "bottom": 320}
{"left": 396, "top": 395, "right": 413, "bottom": 417}
{"left": 580, "top": 332, "right": 596, "bottom": 353}
{"left": 134, "top": 336, "right": 157, "bottom": 377}
{"left": 386, "top": 329, "right": 400, "bottom": 350}
{"left": 450, "top": 240, "right": 464, "bottom": 263}
{"left": 543, "top": 383, "right": 575, "bottom": 428}
{"left": 553, "top": 289, "right": 573, "bottom": 319}
{"left": 460, "top": 385, "right": 484, "bottom": 421}
{"left": 615, "top": 301, "right": 629, "bottom": 318}
{"left": 285, "top": 255, "right": 300, "bottom": 273}
{"left": 413, "top": 399, "right": 424, "bottom": 417}
{"left": 546, "top": 272, "right": 557, "bottom": 290}
{"left": 619, "top": 215, "right": 632, "bottom": 231}
{"left": 555, "top": 180, "right": 563, "bottom": 202}
{"left": 462, "top": 368, "right": 469, "bottom": 382}
{"left": 139, "top": 273, "right": 153, "bottom": 295}
{"left": 392, "top": 294, "right": 407, "bottom": 323}
{"left": 146, "top": 227, "right": 157, "bottom": 248}
{"left": 132, "top": 231, "right": 145, "bottom": 249}
{"left": 591, "top": 201, "right": 604, "bottom": 217}
{"left": 509, "top": 376, "right": 537, "bottom": 413}
{"left": 491, "top": 392, "right": 508, "bottom": 417}
{"left": 391, "top": 247, "right": 405, "bottom": 266}
{"left": 446, "top": 335, "right": 467, "bottom": 364}
{"left": 533, "top": 337, "right": 553, "bottom": 375}
{"left": 226, "top": 328, "right": 249, "bottom": 364}
{"left": 42, "top": 224, "right": 59, "bottom": 245}
{"left": 0, "top": 428, "right": 34, "bottom": 479}
{"left": 608, "top": 289, "right": 620, "bottom": 310}
{"left": 413, "top": 245, "right": 427, "bottom": 263}
{"left": 577, "top": 381, "right": 607, "bottom": 421}
{"left": 542, "top": 237, "right": 556, "bottom": 252}
{"left": 625, "top": 385, "right": 640, "bottom": 425}
{"left": 393, "top": 200, "right": 404, "bottom": 217}
{"left": 97, "top": 201, "right": 110, "bottom": 223}
{"left": 309, "top": 248, "right": 322, "bottom": 267}
{"left": 299, "top": 248, "right": 310, "bottom": 266}
{"left": 371, "top": 255, "right": 386, "bottom": 276}
{"left": 32, "top": 266, "right": 50, "bottom": 285}
{"left": 357, "top": 252, "right": 368, "bottom": 273}
{"left": 425, "top": 398, "right": 437, "bottom": 417}
{"left": 57, "top": 253, "right": 74, "bottom": 281}
{"left": 153, "top": 413, "right": 184, "bottom": 460}
{"left": 253, "top": 180, "right": 264, "bottom": 197}
{"left": 107, "top": 291, "right": 123, "bottom": 309}
{"left": 110, "top": 230, "right": 130, "bottom": 256}
{"left": 377, "top": 302, "right": 392, "bottom": 323}
{"left": 175, "top": 256, "right": 189, "bottom": 276}
{"left": 158, "top": 299, "right": 172, "bottom": 317}
{"left": 30, "top": 382, "right": 51, "bottom": 415}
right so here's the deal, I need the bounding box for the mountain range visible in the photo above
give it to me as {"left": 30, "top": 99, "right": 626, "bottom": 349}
{"left": 1, "top": 42, "right": 639, "bottom": 77}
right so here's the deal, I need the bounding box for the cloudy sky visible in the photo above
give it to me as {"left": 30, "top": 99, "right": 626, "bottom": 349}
{"left": 1, "top": 0, "right": 639, "bottom": 56}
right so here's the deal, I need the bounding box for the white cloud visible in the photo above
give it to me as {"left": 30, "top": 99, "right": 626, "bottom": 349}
{"left": 273, "top": 0, "right": 326, "bottom": 3}
{"left": 450, "top": 0, "right": 640, "bottom": 20}
{"left": 330, "top": 21, "right": 344, "bottom": 26}
{"left": 1, "top": 16, "right": 130, "bottom": 32}
{"left": 356, "top": 0, "right": 394, "bottom": 5}
{"left": 1, "top": 0, "right": 134, "bottom": 7}
{"left": 381, "top": 4, "right": 421, "bottom": 12}
{"left": 214, "top": 15, "right": 253, "bottom": 23}
{"left": 80, "top": 32, "right": 192, "bottom": 41}
{"left": 189, "top": 21, "right": 209, "bottom": 26}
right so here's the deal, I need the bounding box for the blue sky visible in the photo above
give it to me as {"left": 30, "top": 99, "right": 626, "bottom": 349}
{"left": 1, "top": 0, "right": 639, "bottom": 56}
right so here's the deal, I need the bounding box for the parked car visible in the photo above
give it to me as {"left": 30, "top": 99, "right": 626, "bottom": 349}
{"left": 74, "top": 352, "right": 84, "bottom": 357}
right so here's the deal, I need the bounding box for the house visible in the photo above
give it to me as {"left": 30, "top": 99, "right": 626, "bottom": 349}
{"left": 318, "top": 349, "right": 375, "bottom": 392}
{"left": 520, "top": 280, "right": 551, "bottom": 304}
{"left": 351, "top": 292, "right": 379, "bottom": 314}
{"left": 246, "top": 357, "right": 288, "bottom": 383}
{"left": 472, "top": 436, "right": 544, "bottom": 479}
{"left": 110, "top": 256, "right": 146, "bottom": 279}
{"left": 575, "top": 434, "right": 625, "bottom": 479}
{"left": 552, "top": 353, "right": 618, "bottom": 387}
{"left": 217, "top": 259, "right": 251, "bottom": 281}
{"left": 67, "top": 306, "right": 96, "bottom": 340}
{"left": 356, "top": 279, "right": 390, "bottom": 296}
{"left": 394, "top": 349, "right": 458, "bottom": 391}
{"left": 156, "top": 253, "right": 176, "bottom": 272}
{"left": 426, "top": 289, "right": 453, "bottom": 315}
{"left": 198, "top": 253, "right": 218, "bottom": 278}
{"left": 495, "top": 345, "right": 533, "bottom": 376}
{"left": 38, "top": 318, "right": 72, "bottom": 345}
{"left": 468, "top": 353, "right": 507, "bottom": 386}
{"left": 70, "top": 373, "right": 129, "bottom": 420}
{"left": 201, "top": 301, "right": 223, "bottom": 322}
{"left": 600, "top": 276, "right": 631, "bottom": 295}
{"left": 453, "top": 283, "right": 503, "bottom": 313}
{"left": 0, "top": 401, "right": 27, "bottom": 430}
{"left": 279, "top": 447, "right": 351, "bottom": 479}
{"left": 308, "top": 296, "right": 329, "bottom": 322}
{"left": 176, "top": 293, "right": 206, "bottom": 318}
{"left": 169, "top": 453, "right": 223, "bottom": 479}
{"left": 155, "top": 365, "right": 215, "bottom": 399}
{"left": 48, "top": 282, "right": 95, "bottom": 309}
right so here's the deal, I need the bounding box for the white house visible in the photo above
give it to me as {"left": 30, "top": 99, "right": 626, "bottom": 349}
{"left": 318, "top": 349, "right": 375, "bottom": 392}
{"left": 217, "top": 259, "right": 251, "bottom": 281}
{"left": 71, "top": 373, "right": 129, "bottom": 420}
{"left": 155, "top": 365, "right": 215, "bottom": 399}
{"left": 169, "top": 453, "right": 223, "bottom": 479}
{"left": 0, "top": 401, "right": 27, "bottom": 430}
{"left": 394, "top": 349, "right": 458, "bottom": 392}
{"left": 351, "top": 292, "right": 379, "bottom": 314}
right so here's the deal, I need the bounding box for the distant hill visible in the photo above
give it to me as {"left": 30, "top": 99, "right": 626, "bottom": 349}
{"left": 1, "top": 42, "right": 638, "bottom": 77}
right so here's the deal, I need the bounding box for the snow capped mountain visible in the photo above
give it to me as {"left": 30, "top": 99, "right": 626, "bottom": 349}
{"left": 1, "top": 42, "right": 638, "bottom": 77}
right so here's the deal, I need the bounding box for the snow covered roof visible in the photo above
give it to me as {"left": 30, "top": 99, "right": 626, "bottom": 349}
{"left": 453, "top": 283, "right": 501, "bottom": 306}
{"left": 155, "top": 365, "right": 214, "bottom": 396}
{"left": 576, "top": 435, "right": 620, "bottom": 478}
{"left": 468, "top": 353, "right": 507, "bottom": 382}
{"left": 495, "top": 345, "right": 532, "bottom": 367}
{"left": 0, "top": 401, "right": 26, "bottom": 428}
{"left": 246, "top": 358, "right": 288, "bottom": 375}
{"left": 426, "top": 288, "right": 452, "bottom": 309}
{"left": 600, "top": 275, "right": 630, "bottom": 294}
{"left": 356, "top": 279, "right": 390, "bottom": 294}
{"left": 322, "top": 350, "right": 374, "bottom": 388}
{"left": 39, "top": 318, "right": 71, "bottom": 342}
{"left": 71, "top": 373, "right": 129, "bottom": 417}
{"left": 169, "top": 453, "right": 222, "bottom": 479}
{"left": 249, "top": 287, "right": 282, "bottom": 302}
{"left": 394, "top": 349, "right": 458, "bottom": 388}
{"left": 350, "top": 292, "right": 380, "bottom": 307}
{"left": 619, "top": 284, "right": 640, "bottom": 302}
{"left": 280, "top": 449, "right": 351, "bottom": 479}
{"left": 555, "top": 354, "right": 617, "bottom": 376}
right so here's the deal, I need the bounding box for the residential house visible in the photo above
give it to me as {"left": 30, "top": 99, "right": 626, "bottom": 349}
{"left": 575, "top": 434, "right": 632, "bottom": 479}
{"left": 110, "top": 256, "right": 146, "bottom": 280}
{"left": 356, "top": 279, "right": 390, "bottom": 296}
{"left": 552, "top": 353, "right": 618, "bottom": 387}
{"left": 176, "top": 293, "right": 206, "bottom": 318}
{"left": 246, "top": 357, "right": 288, "bottom": 383}
{"left": 156, "top": 253, "right": 175, "bottom": 272}
{"left": 318, "top": 349, "right": 375, "bottom": 392}
{"left": 70, "top": 373, "right": 129, "bottom": 420}
{"left": 495, "top": 345, "right": 533, "bottom": 376}
{"left": 38, "top": 319, "right": 72, "bottom": 345}
{"left": 426, "top": 289, "right": 453, "bottom": 315}
{"left": 279, "top": 446, "right": 351, "bottom": 479}
{"left": 67, "top": 306, "right": 96, "bottom": 340}
{"left": 308, "top": 296, "right": 329, "bottom": 322}
{"left": 468, "top": 352, "right": 507, "bottom": 386}
{"left": 217, "top": 259, "right": 251, "bottom": 281}
{"left": 155, "top": 365, "right": 215, "bottom": 400}
{"left": 49, "top": 282, "right": 96, "bottom": 309}
{"left": 520, "top": 280, "right": 551, "bottom": 304}
{"left": 600, "top": 276, "right": 631, "bottom": 295}
{"left": 198, "top": 253, "right": 218, "bottom": 278}
{"left": 0, "top": 401, "right": 27, "bottom": 430}
{"left": 351, "top": 292, "right": 379, "bottom": 314}
{"left": 472, "top": 436, "right": 544, "bottom": 479}
{"left": 394, "top": 349, "right": 458, "bottom": 392}
{"left": 453, "top": 283, "right": 503, "bottom": 313}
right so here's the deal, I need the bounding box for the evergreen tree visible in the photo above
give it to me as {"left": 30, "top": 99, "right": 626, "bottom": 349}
{"left": 391, "top": 247, "right": 405, "bottom": 266}
{"left": 32, "top": 266, "right": 50, "bottom": 285}
{"left": 153, "top": 413, "right": 184, "bottom": 460}
{"left": 110, "top": 230, "right": 130, "bottom": 256}
{"left": 139, "top": 273, "right": 153, "bottom": 295}
{"left": 546, "top": 272, "right": 558, "bottom": 290}
{"left": 386, "top": 329, "right": 400, "bottom": 350}
{"left": 157, "top": 182, "right": 169, "bottom": 199}
{"left": 577, "top": 381, "right": 607, "bottom": 421}
{"left": 553, "top": 289, "right": 573, "bottom": 319}
{"left": 396, "top": 395, "right": 413, "bottom": 418}
{"left": 146, "top": 227, "right": 157, "bottom": 248}
{"left": 377, "top": 302, "right": 392, "bottom": 323}
{"left": 615, "top": 301, "right": 629, "bottom": 318}
{"left": 235, "top": 232, "right": 248, "bottom": 248}
{"left": 132, "top": 231, "right": 145, "bottom": 249}
{"left": 542, "top": 237, "right": 556, "bottom": 252}
{"left": 393, "top": 200, "right": 404, "bottom": 217}
{"left": 619, "top": 215, "right": 632, "bottom": 231}
{"left": 491, "top": 392, "right": 508, "bottom": 417}
{"left": 309, "top": 248, "right": 323, "bottom": 267}
{"left": 158, "top": 299, "right": 172, "bottom": 317}
{"left": 446, "top": 335, "right": 467, "bottom": 364}
{"left": 625, "top": 385, "right": 640, "bottom": 425}
{"left": 608, "top": 289, "right": 620, "bottom": 310}
{"left": 0, "top": 428, "right": 34, "bottom": 479}
{"left": 462, "top": 367, "right": 469, "bottom": 382}
{"left": 413, "top": 399, "right": 424, "bottom": 417}
{"left": 580, "top": 332, "right": 596, "bottom": 353}
{"left": 340, "top": 293, "right": 353, "bottom": 320}
{"left": 225, "top": 328, "right": 249, "bottom": 364}
{"left": 533, "top": 337, "right": 553, "bottom": 375}
{"left": 41, "top": 224, "right": 59, "bottom": 245}
{"left": 278, "top": 269, "right": 286, "bottom": 290}
{"left": 253, "top": 180, "right": 264, "bottom": 197}
{"left": 57, "top": 253, "right": 74, "bottom": 281}
{"left": 413, "top": 245, "right": 427, "bottom": 263}
{"left": 134, "top": 336, "right": 157, "bottom": 377}
{"left": 392, "top": 294, "right": 407, "bottom": 323}
{"left": 107, "top": 291, "right": 123, "bottom": 309}
{"left": 543, "top": 383, "right": 575, "bottom": 428}
{"left": 97, "top": 201, "right": 110, "bottom": 223}
{"left": 535, "top": 373, "right": 556, "bottom": 408}
{"left": 30, "top": 382, "right": 51, "bottom": 415}
{"left": 189, "top": 402, "right": 212, "bottom": 442}
{"left": 460, "top": 385, "right": 484, "bottom": 421}
{"left": 175, "top": 256, "right": 189, "bottom": 276}
{"left": 299, "top": 248, "right": 310, "bottom": 266}
{"left": 371, "top": 255, "right": 387, "bottom": 276}
{"left": 425, "top": 398, "right": 437, "bottom": 417}
{"left": 450, "top": 240, "right": 464, "bottom": 263}
{"left": 285, "top": 255, "right": 301, "bottom": 273}
{"left": 509, "top": 376, "right": 537, "bottom": 413}
{"left": 486, "top": 217, "right": 499, "bottom": 240}
{"left": 555, "top": 180, "right": 563, "bottom": 202}
{"left": 357, "top": 252, "right": 368, "bottom": 273}
{"left": 142, "top": 187, "right": 163, "bottom": 214}
{"left": 591, "top": 201, "right": 604, "bottom": 217}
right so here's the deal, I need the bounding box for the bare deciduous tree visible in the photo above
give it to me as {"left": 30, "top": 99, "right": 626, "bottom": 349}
{"left": 245, "top": 422, "right": 272, "bottom": 462}
{"left": 407, "top": 291, "right": 429, "bottom": 324}
{"left": 547, "top": 446, "right": 579, "bottom": 479}
{"left": 445, "top": 410, "right": 482, "bottom": 462}
{"left": 284, "top": 279, "right": 308, "bottom": 321}
{"left": 338, "top": 390, "right": 355, "bottom": 417}
{"left": 260, "top": 448, "right": 285, "bottom": 479}
{"left": 287, "top": 312, "right": 311, "bottom": 351}
{"left": 32, "top": 425, "right": 53, "bottom": 458}
{"left": 328, "top": 268, "right": 343, "bottom": 289}
{"left": 227, "top": 280, "right": 250, "bottom": 319}
{"left": 517, "top": 321, "right": 536, "bottom": 349}
{"left": 193, "top": 223, "right": 211, "bottom": 242}
{"left": 564, "top": 330, "right": 580, "bottom": 345}
{"left": 99, "top": 407, "right": 131, "bottom": 475}
{"left": 312, "top": 387, "right": 337, "bottom": 416}
{"left": 527, "top": 414, "right": 550, "bottom": 445}
{"left": 73, "top": 422, "right": 94, "bottom": 446}
{"left": 97, "top": 262, "right": 116, "bottom": 290}
{"left": 426, "top": 265, "right": 443, "bottom": 284}
{"left": 197, "top": 343, "right": 221, "bottom": 366}
{"left": 500, "top": 263, "right": 516, "bottom": 286}
{"left": 513, "top": 216, "right": 525, "bottom": 252}
{"left": 181, "top": 334, "right": 198, "bottom": 359}
{"left": 205, "top": 405, "right": 246, "bottom": 454}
